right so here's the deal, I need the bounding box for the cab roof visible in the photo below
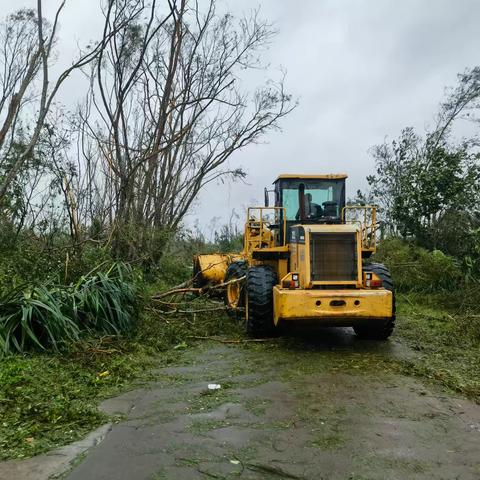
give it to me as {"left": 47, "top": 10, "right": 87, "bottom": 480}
{"left": 274, "top": 173, "right": 348, "bottom": 182}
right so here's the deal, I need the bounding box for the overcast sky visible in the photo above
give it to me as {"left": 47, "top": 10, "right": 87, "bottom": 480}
{"left": 2, "top": 0, "right": 479, "bottom": 236}
{"left": 200, "top": 0, "right": 480, "bottom": 235}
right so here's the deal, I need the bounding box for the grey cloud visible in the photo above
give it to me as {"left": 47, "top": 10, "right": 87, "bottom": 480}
{"left": 1, "top": 0, "right": 478, "bottom": 231}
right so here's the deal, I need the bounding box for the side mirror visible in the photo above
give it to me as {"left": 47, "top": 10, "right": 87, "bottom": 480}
{"left": 264, "top": 187, "right": 269, "bottom": 207}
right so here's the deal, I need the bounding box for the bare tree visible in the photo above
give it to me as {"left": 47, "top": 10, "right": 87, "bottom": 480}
{"left": 83, "top": 0, "right": 295, "bottom": 259}
{"left": 0, "top": 0, "right": 142, "bottom": 208}
{"left": 426, "top": 67, "right": 480, "bottom": 151}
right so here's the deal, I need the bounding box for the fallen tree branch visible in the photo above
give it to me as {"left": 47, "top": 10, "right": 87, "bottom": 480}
{"left": 187, "top": 335, "right": 274, "bottom": 344}
{"left": 153, "top": 275, "right": 246, "bottom": 300}
{"left": 155, "top": 298, "right": 225, "bottom": 306}
{"left": 153, "top": 287, "right": 203, "bottom": 298}
{"left": 156, "top": 306, "right": 228, "bottom": 315}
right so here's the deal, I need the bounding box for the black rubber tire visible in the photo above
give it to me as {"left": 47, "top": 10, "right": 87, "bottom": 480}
{"left": 245, "top": 265, "right": 277, "bottom": 337}
{"left": 354, "top": 263, "right": 396, "bottom": 340}
{"left": 223, "top": 261, "right": 248, "bottom": 318}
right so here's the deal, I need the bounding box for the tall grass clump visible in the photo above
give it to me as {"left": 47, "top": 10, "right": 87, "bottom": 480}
{"left": 0, "top": 285, "right": 81, "bottom": 353}
{"left": 70, "top": 263, "right": 138, "bottom": 334}
{"left": 0, "top": 263, "right": 139, "bottom": 354}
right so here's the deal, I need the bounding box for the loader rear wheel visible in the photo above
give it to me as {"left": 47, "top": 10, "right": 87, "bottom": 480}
{"left": 245, "top": 265, "right": 277, "bottom": 337}
{"left": 354, "top": 263, "right": 396, "bottom": 340}
{"left": 224, "top": 261, "right": 248, "bottom": 318}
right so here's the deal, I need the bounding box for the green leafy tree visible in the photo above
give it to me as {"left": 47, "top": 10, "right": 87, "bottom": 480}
{"left": 369, "top": 131, "right": 480, "bottom": 250}
{"left": 368, "top": 67, "right": 480, "bottom": 260}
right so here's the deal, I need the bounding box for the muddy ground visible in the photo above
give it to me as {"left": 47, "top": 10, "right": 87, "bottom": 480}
{"left": 4, "top": 327, "right": 480, "bottom": 479}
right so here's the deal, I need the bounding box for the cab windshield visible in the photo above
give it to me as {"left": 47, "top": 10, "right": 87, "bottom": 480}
{"left": 280, "top": 179, "right": 345, "bottom": 222}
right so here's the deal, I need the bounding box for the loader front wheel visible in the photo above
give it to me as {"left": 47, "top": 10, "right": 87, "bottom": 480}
{"left": 354, "top": 263, "right": 396, "bottom": 340}
{"left": 224, "top": 261, "right": 248, "bottom": 318}
{"left": 245, "top": 265, "right": 277, "bottom": 337}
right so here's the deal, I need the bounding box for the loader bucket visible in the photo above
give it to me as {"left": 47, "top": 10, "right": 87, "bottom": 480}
{"left": 193, "top": 254, "right": 243, "bottom": 287}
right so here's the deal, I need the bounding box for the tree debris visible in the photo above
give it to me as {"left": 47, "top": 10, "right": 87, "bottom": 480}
{"left": 152, "top": 275, "right": 246, "bottom": 300}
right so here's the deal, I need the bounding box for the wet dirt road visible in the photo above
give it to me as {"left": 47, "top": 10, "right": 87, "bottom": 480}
{"left": 62, "top": 328, "right": 480, "bottom": 480}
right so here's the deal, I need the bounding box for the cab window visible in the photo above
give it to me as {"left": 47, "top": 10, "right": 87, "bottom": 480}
{"left": 280, "top": 179, "right": 345, "bottom": 221}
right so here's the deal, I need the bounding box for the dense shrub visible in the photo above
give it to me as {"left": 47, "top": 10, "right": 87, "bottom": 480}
{"left": 0, "top": 224, "right": 64, "bottom": 294}
{"left": 373, "top": 238, "right": 463, "bottom": 292}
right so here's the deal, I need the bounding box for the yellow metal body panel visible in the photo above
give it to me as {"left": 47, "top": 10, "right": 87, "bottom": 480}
{"left": 290, "top": 224, "right": 363, "bottom": 289}
{"left": 289, "top": 242, "right": 306, "bottom": 287}
{"left": 273, "top": 287, "right": 393, "bottom": 325}
{"left": 195, "top": 254, "right": 244, "bottom": 284}
{"left": 244, "top": 207, "right": 286, "bottom": 255}
{"left": 194, "top": 177, "right": 381, "bottom": 301}
{"left": 304, "top": 224, "right": 358, "bottom": 234}
{"left": 251, "top": 246, "right": 289, "bottom": 254}
{"left": 277, "top": 258, "right": 289, "bottom": 280}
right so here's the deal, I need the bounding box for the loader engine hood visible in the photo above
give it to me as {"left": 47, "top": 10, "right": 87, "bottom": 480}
{"left": 290, "top": 224, "right": 362, "bottom": 288}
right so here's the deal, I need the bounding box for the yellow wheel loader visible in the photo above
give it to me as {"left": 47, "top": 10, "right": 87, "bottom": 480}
{"left": 194, "top": 174, "right": 395, "bottom": 339}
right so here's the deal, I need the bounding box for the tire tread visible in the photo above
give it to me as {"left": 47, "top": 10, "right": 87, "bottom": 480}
{"left": 354, "top": 263, "right": 396, "bottom": 340}
{"left": 246, "top": 265, "right": 277, "bottom": 337}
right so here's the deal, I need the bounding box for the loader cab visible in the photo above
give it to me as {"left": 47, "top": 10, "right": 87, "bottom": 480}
{"left": 273, "top": 174, "right": 347, "bottom": 243}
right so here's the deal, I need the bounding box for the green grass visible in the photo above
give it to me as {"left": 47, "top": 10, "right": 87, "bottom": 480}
{"left": 0, "top": 336, "right": 164, "bottom": 460}
{"left": 0, "top": 355, "right": 105, "bottom": 459}
{"left": 0, "top": 297, "right": 243, "bottom": 460}
{"left": 395, "top": 293, "right": 480, "bottom": 402}
{"left": 311, "top": 433, "right": 346, "bottom": 450}
{"left": 186, "top": 384, "right": 238, "bottom": 415}
{"left": 1, "top": 282, "right": 479, "bottom": 462}
{"left": 244, "top": 397, "right": 272, "bottom": 416}
{"left": 188, "top": 418, "right": 232, "bottom": 435}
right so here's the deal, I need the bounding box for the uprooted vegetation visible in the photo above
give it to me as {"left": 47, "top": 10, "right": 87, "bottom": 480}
{"left": 0, "top": 228, "right": 247, "bottom": 459}
{"left": 396, "top": 292, "right": 480, "bottom": 401}
{"left": 1, "top": 233, "right": 480, "bottom": 461}
{"left": 0, "top": 284, "right": 244, "bottom": 460}
{"left": 0, "top": 13, "right": 478, "bottom": 461}
{"left": 373, "top": 239, "right": 480, "bottom": 401}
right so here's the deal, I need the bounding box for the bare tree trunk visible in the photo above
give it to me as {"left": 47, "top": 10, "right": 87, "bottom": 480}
{"left": 82, "top": 0, "right": 294, "bottom": 262}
